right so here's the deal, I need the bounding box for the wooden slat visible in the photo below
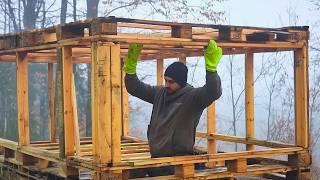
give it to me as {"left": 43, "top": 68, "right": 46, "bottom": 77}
{"left": 16, "top": 52, "right": 30, "bottom": 146}
{"left": 196, "top": 132, "right": 295, "bottom": 148}
{"left": 207, "top": 103, "right": 216, "bottom": 167}
{"left": 157, "top": 58, "right": 164, "bottom": 85}
{"left": 294, "top": 42, "right": 309, "bottom": 148}
{"left": 245, "top": 52, "right": 254, "bottom": 151}
{"left": 111, "top": 44, "right": 122, "bottom": 164}
{"left": 91, "top": 42, "right": 112, "bottom": 164}
{"left": 179, "top": 55, "right": 186, "bottom": 64}
{"left": 121, "top": 67, "right": 129, "bottom": 136}
{"left": 71, "top": 74, "right": 81, "bottom": 156}
{"left": 62, "top": 46, "right": 75, "bottom": 156}
{"left": 48, "top": 63, "right": 56, "bottom": 143}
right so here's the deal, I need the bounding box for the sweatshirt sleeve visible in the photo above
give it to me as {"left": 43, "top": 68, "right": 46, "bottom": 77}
{"left": 192, "top": 71, "right": 222, "bottom": 109}
{"left": 125, "top": 74, "right": 161, "bottom": 104}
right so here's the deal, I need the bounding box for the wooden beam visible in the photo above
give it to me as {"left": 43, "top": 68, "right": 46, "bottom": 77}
{"left": 16, "top": 52, "right": 30, "bottom": 146}
{"left": 91, "top": 41, "right": 112, "bottom": 164}
{"left": 196, "top": 132, "right": 295, "bottom": 148}
{"left": 157, "top": 58, "right": 164, "bottom": 85}
{"left": 179, "top": 55, "right": 186, "bottom": 64}
{"left": 111, "top": 44, "right": 122, "bottom": 164}
{"left": 48, "top": 63, "right": 56, "bottom": 143}
{"left": 245, "top": 52, "right": 254, "bottom": 151}
{"left": 226, "top": 158, "right": 247, "bottom": 173}
{"left": 122, "top": 67, "right": 129, "bottom": 137}
{"left": 175, "top": 163, "right": 195, "bottom": 178}
{"left": 62, "top": 46, "right": 75, "bottom": 156}
{"left": 207, "top": 103, "right": 216, "bottom": 167}
{"left": 71, "top": 74, "right": 80, "bottom": 156}
{"left": 294, "top": 43, "right": 309, "bottom": 148}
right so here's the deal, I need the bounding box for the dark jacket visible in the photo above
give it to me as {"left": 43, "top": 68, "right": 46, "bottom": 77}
{"left": 125, "top": 71, "right": 222, "bottom": 157}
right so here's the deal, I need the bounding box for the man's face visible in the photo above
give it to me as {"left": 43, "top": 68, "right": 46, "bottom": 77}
{"left": 164, "top": 76, "right": 181, "bottom": 95}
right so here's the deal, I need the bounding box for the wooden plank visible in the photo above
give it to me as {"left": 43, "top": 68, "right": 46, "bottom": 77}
{"left": 48, "top": 63, "right": 56, "bottom": 143}
{"left": 62, "top": 46, "right": 75, "bottom": 156}
{"left": 175, "top": 163, "right": 195, "bottom": 178}
{"left": 294, "top": 43, "right": 309, "bottom": 148}
{"left": 219, "top": 27, "right": 245, "bottom": 41}
{"left": 171, "top": 25, "right": 192, "bottom": 38}
{"left": 196, "top": 132, "right": 294, "bottom": 148}
{"left": 157, "top": 58, "right": 164, "bottom": 85}
{"left": 226, "top": 158, "right": 247, "bottom": 173}
{"left": 90, "top": 19, "right": 117, "bottom": 36}
{"left": 207, "top": 103, "right": 216, "bottom": 167}
{"left": 245, "top": 52, "right": 254, "bottom": 151}
{"left": 56, "top": 48, "right": 65, "bottom": 158}
{"left": 179, "top": 55, "right": 186, "bottom": 64}
{"left": 71, "top": 74, "right": 81, "bottom": 156}
{"left": 91, "top": 42, "right": 112, "bottom": 164}
{"left": 122, "top": 67, "right": 129, "bottom": 136}
{"left": 111, "top": 44, "right": 122, "bottom": 164}
{"left": 16, "top": 52, "right": 30, "bottom": 146}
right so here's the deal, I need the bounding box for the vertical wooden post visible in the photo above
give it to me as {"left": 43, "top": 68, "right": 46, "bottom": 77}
{"left": 175, "top": 164, "right": 195, "bottom": 178}
{"left": 71, "top": 74, "right": 81, "bottom": 156}
{"left": 91, "top": 41, "right": 112, "bottom": 164}
{"left": 245, "top": 52, "right": 254, "bottom": 151}
{"left": 56, "top": 48, "right": 65, "bottom": 158}
{"left": 179, "top": 55, "right": 186, "bottom": 64}
{"left": 157, "top": 58, "right": 164, "bottom": 85}
{"left": 122, "top": 66, "right": 129, "bottom": 137}
{"left": 62, "top": 46, "right": 75, "bottom": 157}
{"left": 294, "top": 44, "right": 309, "bottom": 149}
{"left": 16, "top": 52, "right": 30, "bottom": 146}
{"left": 207, "top": 103, "right": 216, "bottom": 167}
{"left": 111, "top": 44, "right": 122, "bottom": 164}
{"left": 48, "top": 63, "right": 56, "bottom": 143}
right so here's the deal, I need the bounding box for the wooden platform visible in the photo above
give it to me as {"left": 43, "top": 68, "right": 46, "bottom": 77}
{"left": 0, "top": 136, "right": 311, "bottom": 179}
{"left": 0, "top": 17, "right": 311, "bottom": 179}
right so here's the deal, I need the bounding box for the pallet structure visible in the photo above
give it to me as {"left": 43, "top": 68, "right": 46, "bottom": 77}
{"left": 0, "top": 17, "right": 311, "bottom": 179}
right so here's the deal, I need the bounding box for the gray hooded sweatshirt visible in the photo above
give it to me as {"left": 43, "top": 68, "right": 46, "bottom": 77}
{"left": 125, "top": 71, "right": 222, "bottom": 158}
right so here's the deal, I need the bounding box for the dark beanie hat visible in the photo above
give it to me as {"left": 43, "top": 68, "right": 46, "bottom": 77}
{"left": 164, "top": 62, "right": 188, "bottom": 87}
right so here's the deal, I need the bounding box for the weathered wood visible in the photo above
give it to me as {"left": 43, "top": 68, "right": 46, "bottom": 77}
{"left": 157, "top": 58, "right": 164, "bottom": 85}
{"left": 56, "top": 47, "right": 65, "bottom": 158}
{"left": 62, "top": 46, "right": 75, "bottom": 157}
{"left": 111, "top": 44, "right": 122, "bottom": 164}
{"left": 245, "top": 52, "right": 254, "bottom": 151}
{"left": 91, "top": 41, "right": 112, "bottom": 164}
{"left": 91, "top": 19, "right": 117, "bottom": 36}
{"left": 179, "top": 55, "right": 186, "bottom": 64}
{"left": 226, "top": 158, "right": 247, "bottom": 173}
{"left": 175, "top": 163, "right": 195, "bottom": 178}
{"left": 294, "top": 43, "right": 309, "bottom": 148}
{"left": 196, "top": 132, "right": 294, "bottom": 148}
{"left": 171, "top": 25, "right": 192, "bottom": 38}
{"left": 71, "top": 74, "right": 81, "bottom": 156}
{"left": 48, "top": 63, "right": 56, "bottom": 143}
{"left": 207, "top": 103, "right": 216, "bottom": 168}
{"left": 122, "top": 66, "right": 129, "bottom": 136}
{"left": 16, "top": 52, "right": 30, "bottom": 146}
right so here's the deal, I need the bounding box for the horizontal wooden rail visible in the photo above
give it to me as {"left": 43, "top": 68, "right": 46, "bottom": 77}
{"left": 196, "top": 132, "right": 295, "bottom": 148}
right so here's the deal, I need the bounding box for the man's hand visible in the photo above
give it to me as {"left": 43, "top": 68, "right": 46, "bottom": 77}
{"left": 123, "top": 44, "right": 143, "bottom": 74}
{"left": 204, "top": 40, "right": 222, "bottom": 72}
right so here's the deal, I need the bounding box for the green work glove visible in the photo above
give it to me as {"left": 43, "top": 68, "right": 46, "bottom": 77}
{"left": 204, "top": 40, "right": 222, "bottom": 72}
{"left": 123, "top": 44, "right": 143, "bottom": 74}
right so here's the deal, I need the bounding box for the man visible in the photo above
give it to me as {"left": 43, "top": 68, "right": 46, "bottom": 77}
{"left": 123, "top": 40, "right": 222, "bottom": 177}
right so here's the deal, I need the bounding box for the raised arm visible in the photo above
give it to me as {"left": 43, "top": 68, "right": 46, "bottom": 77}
{"left": 123, "top": 44, "right": 160, "bottom": 104}
{"left": 193, "top": 40, "right": 223, "bottom": 109}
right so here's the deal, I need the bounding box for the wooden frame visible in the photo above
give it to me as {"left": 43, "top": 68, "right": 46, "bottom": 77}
{"left": 0, "top": 17, "right": 310, "bottom": 179}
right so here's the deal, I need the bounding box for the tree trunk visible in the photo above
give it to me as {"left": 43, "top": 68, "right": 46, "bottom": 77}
{"left": 86, "top": 0, "right": 99, "bottom": 19}
{"left": 60, "top": 0, "right": 68, "bottom": 23}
